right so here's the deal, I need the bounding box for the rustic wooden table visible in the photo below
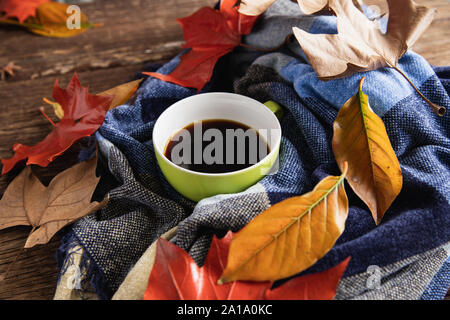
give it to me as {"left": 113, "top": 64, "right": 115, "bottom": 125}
{"left": 0, "top": 0, "right": 448, "bottom": 300}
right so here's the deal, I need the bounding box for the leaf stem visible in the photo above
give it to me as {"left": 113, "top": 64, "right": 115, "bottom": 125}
{"left": 39, "top": 107, "right": 56, "bottom": 127}
{"left": 390, "top": 65, "right": 446, "bottom": 116}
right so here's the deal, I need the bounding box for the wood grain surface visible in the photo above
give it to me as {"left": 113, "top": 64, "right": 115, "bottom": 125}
{"left": 0, "top": 0, "right": 448, "bottom": 300}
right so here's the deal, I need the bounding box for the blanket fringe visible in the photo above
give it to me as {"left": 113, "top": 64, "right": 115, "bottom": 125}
{"left": 56, "top": 231, "right": 113, "bottom": 300}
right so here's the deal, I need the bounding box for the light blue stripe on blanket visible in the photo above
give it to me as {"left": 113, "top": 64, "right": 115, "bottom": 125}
{"left": 280, "top": 51, "right": 436, "bottom": 117}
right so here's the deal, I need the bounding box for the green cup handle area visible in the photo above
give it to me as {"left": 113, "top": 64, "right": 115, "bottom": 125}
{"left": 264, "top": 101, "right": 284, "bottom": 120}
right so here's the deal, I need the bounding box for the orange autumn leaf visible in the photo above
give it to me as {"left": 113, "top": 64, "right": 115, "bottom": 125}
{"left": 332, "top": 77, "right": 402, "bottom": 225}
{"left": 28, "top": 2, "right": 94, "bottom": 38}
{"left": 0, "top": 2, "right": 97, "bottom": 38}
{"left": 219, "top": 164, "right": 349, "bottom": 283}
{"left": 0, "top": 0, "right": 49, "bottom": 23}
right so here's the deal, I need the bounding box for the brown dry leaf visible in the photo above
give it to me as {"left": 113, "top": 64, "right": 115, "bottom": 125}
{"left": 293, "top": 0, "right": 435, "bottom": 79}
{"left": 219, "top": 164, "right": 349, "bottom": 283}
{"left": 48, "top": 79, "right": 143, "bottom": 119}
{"left": 355, "top": 0, "right": 389, "bottom": 18}
{"left": 333, "top": 78, "right": 402, "bottom": 225}
{"left": 297, "top": 0, "right": 330, "bottom": 14}
{"left": 293, "top": 0, "right": 445, "bottom": 115}
{"left": 0, "top": 61, "right": 22, "bottom": 80}
{"left": 236, "top": 0, "right": 363, "bottom": 16}
{"left": 0, "top": 157, "right": 107, "bottom": 248}
{"left": 298, "top": 0, "right": 365, "bottom": 14}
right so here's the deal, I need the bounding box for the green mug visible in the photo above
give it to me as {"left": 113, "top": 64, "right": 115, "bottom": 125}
{"left": 153, "top": 93, "right": 282, "bottom": 202}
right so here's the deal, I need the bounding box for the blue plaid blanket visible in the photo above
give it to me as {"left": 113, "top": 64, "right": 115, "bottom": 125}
{"left": 57, "top": 0, "right": 450, "bottom": 299}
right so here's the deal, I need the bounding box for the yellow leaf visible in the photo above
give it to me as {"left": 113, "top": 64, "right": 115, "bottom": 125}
{"left": 332, "top": 77, "right": 402, "bottom": 225}
{"left": 99, "top": 79, "right": 143, "bottom": 110}
{"left": 48, "top": 79, "right": 143, "bottom": 119}
{"left": 27, "top": 2, "right": 94, "bottom": 38}
{"left": 43, "top": 97, "right": 64, "bottom": 119}
{"left": 219, "top": 164, "right": 348, "bottom": 283}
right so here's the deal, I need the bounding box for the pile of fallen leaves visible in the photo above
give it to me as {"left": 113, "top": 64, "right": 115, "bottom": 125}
{"left": 0, "top": 0, "right": 443, "bottom": 299}
{"left": 0, "top": 0, "right": 97, "bottom": 37}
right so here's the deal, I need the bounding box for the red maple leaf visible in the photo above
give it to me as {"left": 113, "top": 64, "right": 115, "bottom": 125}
{"left": 1, "top": 73, "right": 113, "bottom": 175}
{"left": 0, "top": 0, "right": 49, "bottom": 23}
{"left": 143, "top": 0, "right": 259, "bottom": 92}
{"left": 144, "top": 231, "right": 350, "bottom": 300}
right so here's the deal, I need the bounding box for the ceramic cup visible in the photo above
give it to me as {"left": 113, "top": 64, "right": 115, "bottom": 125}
{"left": 153, "top": 92, "right": 282, "bottom": 202}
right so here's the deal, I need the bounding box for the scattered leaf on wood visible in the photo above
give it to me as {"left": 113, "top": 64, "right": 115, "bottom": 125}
{"left": 0, "top": 157, "right": 107, "bottom": 248}
{"left": 0, "top": 0, "right": 48, "bottom": 23}
{"left": 0, "top": 2, "right": 97, "bottom": 38}
{"left": 144, "top": 0, "right": 258, "bottom": 92}
{"left": 1, "top": 73, "right": 113, "bottom": 175}
{"left": 47, "top": 79, "right": 143, "bottom": 119}
{"left": 219, "top": 164, "right": 349, "bottom": 283}
{"left": 293, "top": 0, "right": 445, "bottom": 115}
{"left": 332, "top": 77, "right": 402, "bottom": 225}
{"left": 0, "top": 61, "right": 21, "bottom": 80}
{"left": 28, "top": 2, "right": 94, "bottom": 38}
{"left": 144, "top": 231, "right": 350, "bottom": 300}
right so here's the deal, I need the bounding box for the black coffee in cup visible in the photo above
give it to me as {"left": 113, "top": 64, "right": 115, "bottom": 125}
{"left": 164, "top": 119, "right": 270, "bottom": 173}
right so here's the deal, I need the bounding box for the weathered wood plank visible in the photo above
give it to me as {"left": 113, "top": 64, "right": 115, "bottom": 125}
{"left": 0, "top": 0, "right": 216, "bottom": 82}
{"left": 413, "top": 0, "right": 450, "bottom": 65}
